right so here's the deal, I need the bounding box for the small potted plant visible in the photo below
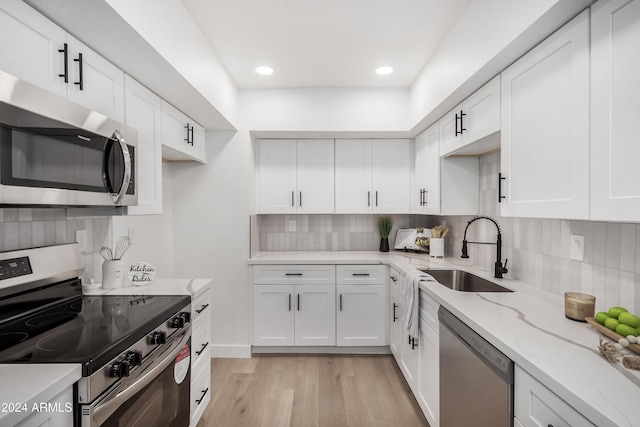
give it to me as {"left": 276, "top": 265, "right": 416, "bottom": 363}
{"left": 377, "top": 216, "right": 394, "bottom": 252}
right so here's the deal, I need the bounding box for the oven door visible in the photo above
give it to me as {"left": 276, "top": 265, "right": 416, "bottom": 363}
{"left": 80, "top": 329, "right": 191, "bottom": 427}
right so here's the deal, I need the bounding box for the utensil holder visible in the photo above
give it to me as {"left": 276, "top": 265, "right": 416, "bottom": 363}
{"left": 429, "top": 238, "right": 445, "bottom": 258}
{"left": 102, "top": 260, "right": 126, "bottom": 289}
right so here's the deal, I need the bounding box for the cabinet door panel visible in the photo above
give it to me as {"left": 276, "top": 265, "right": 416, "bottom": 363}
{"left": 258, "top": 140, "right": 297, "bottom": 213}
{"left": 66, "top": 35, "right": 125, "bottom": 122}
{"left": 337, "top": 285, "right": 386, "bottom": 346}
{"left": 465, "top": 75, "right": 500, "bottom": 144}
{"left": 124, "top": 76, "right": 162, "bottom": 215}
{"left": 372, "top": 139, "right": 411, "bottom": 213}
{"left": 418, "top": 320, "right": 439, "bottom": 427}
{"left": 335, "top": 139, "right": 373, "bottom": 213}
{"left": 295, "top": 285, "right": 336, "bottom": 346}
{"left": 439, "top": 109, "right": 461, "bottom": 157}
{"left": 297, "top": 139, "right": 334, "bottom": 213}
{"left": 390, "top": 290, "right": 403, "bottom": 360}
{"left": 0, "top": 2, "right": 67, "bottom": 98}
{"left": 501, "top": 10, "right": 589, "bottom": 219}
{"left": 591, "top": 0, "right": 640, "bottom": 220}
{"left": 253, "top": 285, "right": 294, "bottom": 346}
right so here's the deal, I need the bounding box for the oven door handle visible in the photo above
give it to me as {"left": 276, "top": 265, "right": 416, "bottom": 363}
{"left": 91, "top": 328, "right": 190, "bottom": 426}
{"left": 102, "top": 129, "right": 131, "bottom": 204}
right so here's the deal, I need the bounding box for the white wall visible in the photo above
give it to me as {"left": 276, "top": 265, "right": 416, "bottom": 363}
{"left": 111, "top": 162, "right": 175, "bottom": 278}
{"left": 239, "top": 88, "right": 410, "bottom": 133}
{"left": 171, "top": 130, "right": 253, "bottom": 357}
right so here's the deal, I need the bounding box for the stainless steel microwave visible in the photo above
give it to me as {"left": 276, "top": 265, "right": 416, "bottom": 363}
{"left": 0, "top": 70, "right": 137, "bottom": 207}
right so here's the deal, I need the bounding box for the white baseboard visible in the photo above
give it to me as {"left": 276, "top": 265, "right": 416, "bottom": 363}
{"left": 211, "top": 344, "right": 252, "bottom": 358}
{"left": 252, "top": 346, "right": 391, "bottom": 355}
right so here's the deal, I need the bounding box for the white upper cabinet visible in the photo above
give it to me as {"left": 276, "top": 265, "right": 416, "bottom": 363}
{"left": 500, "top": 10, "right": 590, "bottom": 219}
{"left": 440, "top": 76, "right": 501, "bottom": 157}
{"left": 591, "top": 0, "right": 640, "bottom": 221}
{"left": 258, "top": 139, "right": 335, "bottom": 214}
{"left": 0, "top": 2, "right": 124, "bottom": 122}
{"left": 161, "top": 100, "right": 206, "bottom": 163}
{"left": 336, "top": 139, "right": 412, "bottom": 214}
{"left": 414, "top": 124, "right": 478, "bottom": 216}
{"left": 124, "top": 76, "right": 162, "bottom": 215}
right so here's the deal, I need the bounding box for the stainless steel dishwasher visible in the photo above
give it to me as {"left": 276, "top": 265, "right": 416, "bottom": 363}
{"left": 439, "top": 306, "right": 514, "bottom": 427}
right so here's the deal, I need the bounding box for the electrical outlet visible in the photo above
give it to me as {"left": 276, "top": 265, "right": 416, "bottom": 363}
{"left": 288, "top": 220, "right": 297, "bottom": 232}
{"left": 570, "top": 234, "right": 584, "bottom": 261}
{"left": 75, "top": 230, "right": 87, "bottom": 252}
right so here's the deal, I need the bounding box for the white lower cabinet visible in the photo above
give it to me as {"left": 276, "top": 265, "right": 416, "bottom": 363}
{"left": 514, "top": 366, "right": 594, "bottom": 427}
{"left": 417, "top": 318, "right": 439, "bottom": 427}
{"left": 389, "top": 268, "right": 405, "bottom": 361}
{"left": 336, "top": 284, "right": 386, "bottom": 346}
{"left": 253, "top": 284, "right": 295, "bottom": 346}
{"left": 190, "top": 284, "right": 212, "bottom": 427}
{"left": 295, "top": 285, "right": 337, "bottom": 346}
{"left": 16, "top": 387, "right": 73, "bottom": 427}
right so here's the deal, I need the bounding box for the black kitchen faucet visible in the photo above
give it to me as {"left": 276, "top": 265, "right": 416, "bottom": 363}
{"left": 461, "top": 216, "right": 508, "bottom": 279}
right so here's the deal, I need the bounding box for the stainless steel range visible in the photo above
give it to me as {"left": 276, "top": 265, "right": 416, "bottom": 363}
{"left": 0, "top": 244, "right": 192, "bottom": 427}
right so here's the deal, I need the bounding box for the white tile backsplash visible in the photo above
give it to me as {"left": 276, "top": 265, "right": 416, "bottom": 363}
{"left": 442, "top": 151, "right": 640, "bottom": 314}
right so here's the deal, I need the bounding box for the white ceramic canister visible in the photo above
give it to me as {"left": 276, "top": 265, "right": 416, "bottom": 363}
{"left": 429, "top": 238, "right": 445, "bottom": 258}
{"left": 102, "top": 260, "right": 126, "bottom": 289}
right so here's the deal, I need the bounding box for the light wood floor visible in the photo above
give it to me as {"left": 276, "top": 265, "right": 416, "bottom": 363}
{"left": 196, "top": 354, "right": 429, "bottom": 427}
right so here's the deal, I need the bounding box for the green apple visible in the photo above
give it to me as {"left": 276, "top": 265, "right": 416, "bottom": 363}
{"left": 618, "top": 312, "right": 640, "bottom": 328}
{"left": 595, "top": 312, "right": 610, "bottom": 325}
{"left": 608, "top": 307, "right": 629, "bottom": 319}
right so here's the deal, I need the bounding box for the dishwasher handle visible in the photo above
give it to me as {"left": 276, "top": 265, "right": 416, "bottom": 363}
{"left": 438, "top": 306, "right": 513, "bottom": 384}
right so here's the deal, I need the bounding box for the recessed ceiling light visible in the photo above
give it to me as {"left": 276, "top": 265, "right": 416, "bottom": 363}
{"left": 256, "top": 66, "right": 274, "bottom": 75}
{"left": 375, "top": 66, "right": 394, "bottom": 75}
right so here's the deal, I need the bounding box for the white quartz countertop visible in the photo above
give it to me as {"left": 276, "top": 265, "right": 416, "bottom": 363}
{"left": 0, "top": 364, "right": 81, "bottom": 426}
{"left": 84, "top": 278, "right": 214, "bottom": 297}
{"left": 250, "top": 251, "right": 640, "bottom": 427}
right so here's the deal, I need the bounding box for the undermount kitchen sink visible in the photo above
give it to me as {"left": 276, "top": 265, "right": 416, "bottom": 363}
{"left": 421, "top": 269, "right": 513, "bottom": 293}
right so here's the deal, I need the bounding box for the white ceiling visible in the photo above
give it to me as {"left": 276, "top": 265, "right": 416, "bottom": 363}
{"left": 180, "top": 0, "right": 473, "bottom": 89}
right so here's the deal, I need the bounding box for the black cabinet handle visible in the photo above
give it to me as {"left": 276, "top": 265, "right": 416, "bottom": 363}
{"left": 297, "top": 293, "right": 300, "bottom": 311}
{"left": 299, "top": 191, "right": 302, "bottom": 207}
{"left": 455, "top": 109, "right": 466, "bottom": 136}
{"left": 73, "top": 52, "right": 83, "bottom": 90}
{"left": 375, "top": 191, "right": 378, "bottom": 206}
{"left": 408, "top": 335, "right": 412, "bottom": 345}
{"left": 58, "top": 43, "right": 68, "bottom": 83}
{"left": 288, "top": 293, "right": 292, "bottom": 311}
{"left": 195, "top": 388, "right": 209, "bottom": 405}
{"left": 368, "top": 191, "right": 370, "bottom": 207}
{"left": 424, "top": 189, "right": 428, "bottom": 206}
{"left": 390, "top": 276, "right": 397, "bottom": 282}
{"left": 339, "top": 294, "right": 343, "bottom": 311}
{"left": 196, "top": 342, "right": 209, "bottom": 355}
{"left": 351, "top": 273, "right": 370, "bottom": 277}
{"left": 498, "top": 173, "right": 506, "bottom": 203}
{"left": 196, "top": 303, "right": 209, "bottom": 314}
{"left": 291, "top": 191, "right": 294, "bottom": 207}
{"left": 184, "top": 124, "right": 190, "bottom": 144}
{"left": 412, "top": 337, "right": 418, "bottom": 350}
{"left": 393, "top": 303, "right": 398, "bottom": 321}
{"left": 189, "top": 125, "right": 194, "bottom": 145}
{"left": 285, "top": 273, "right": 303, "bottom": 276}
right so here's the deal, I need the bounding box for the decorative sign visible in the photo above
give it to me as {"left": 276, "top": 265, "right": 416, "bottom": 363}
{"left": 128, "top": 262, "right": 156, "bottom": 286}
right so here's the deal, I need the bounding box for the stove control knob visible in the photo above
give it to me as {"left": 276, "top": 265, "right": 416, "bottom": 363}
{"left": 109, "top": 361, "right": 130, "bottom": 378}
{"left": 124, "top": 350, "right": 142, "bottom": 367}
{"left": 169, "top": 312, "right": 191, "bottom": 328}
{"left": 148, "top": 331, "right": 166, "bottom": 345}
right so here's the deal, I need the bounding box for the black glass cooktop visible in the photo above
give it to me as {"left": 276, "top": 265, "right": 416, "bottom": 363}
{"left": 0, "top": 281, "right": 190, "bottom": 376}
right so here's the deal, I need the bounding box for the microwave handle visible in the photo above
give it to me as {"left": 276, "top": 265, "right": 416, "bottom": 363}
{"left": 103, "top": 130, "right": 131, "bottom": 204}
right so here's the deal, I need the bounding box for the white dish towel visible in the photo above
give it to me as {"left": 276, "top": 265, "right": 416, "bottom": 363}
{"left": 404, "top": 269, "right": 436, "bottom": 339}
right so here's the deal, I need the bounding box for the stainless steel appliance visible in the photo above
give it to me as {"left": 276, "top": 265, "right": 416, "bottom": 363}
{"left": 0, "top": 244, "right": 191, "bottom": 427}
{"left": 0, "top": 69, "right": 137, "bottom": 207}
{"left": 439, "top": 306, "right": 514, "bottom": 427}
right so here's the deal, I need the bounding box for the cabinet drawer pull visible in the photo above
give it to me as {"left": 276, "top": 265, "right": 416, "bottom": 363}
{"left": 58, "top": 43, "right": 68, "bottom": 83}
{"left": 285, "top": 273, "right": 303, "bottom": 276}
{"left": 195, "top": 388, "right": 209, "bottom": 405}
{"left": 73, "top": 52, "right": 83, "bottom": 90}
{"left": 498, "top": 173, "right": 506, "bottom": 203}
{"left": 196, "top": 303, "right": 209, "bottom": 314}
{"left": 351, "top": 273, "right": 370, "bottom": 277}
{"left": 196, "top": 342, "right": 209, "bottom": 355}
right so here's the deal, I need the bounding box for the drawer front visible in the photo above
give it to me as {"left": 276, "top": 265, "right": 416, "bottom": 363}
{"left": 515, "top": 366, "right": 595, "bottom": 427}
{"left": 389, "top": 268, "right": 406, "bottom": 295}
{"left": 419, "top": 291, "right": 439, "bottom": 334}
{"left": 253, "top": 265, "right": 336, "bottom": 285}
{"left": 192, "top": 291, "right": 211, "bottom": 325}
{"left": 191, "top": 361, "right": 211, "bottom": 424}
{"left": 336, "top": 265, "right": 387, "bottom": 285}
{"left": 192, "top": 318, "right": 211, "bottom": 372}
